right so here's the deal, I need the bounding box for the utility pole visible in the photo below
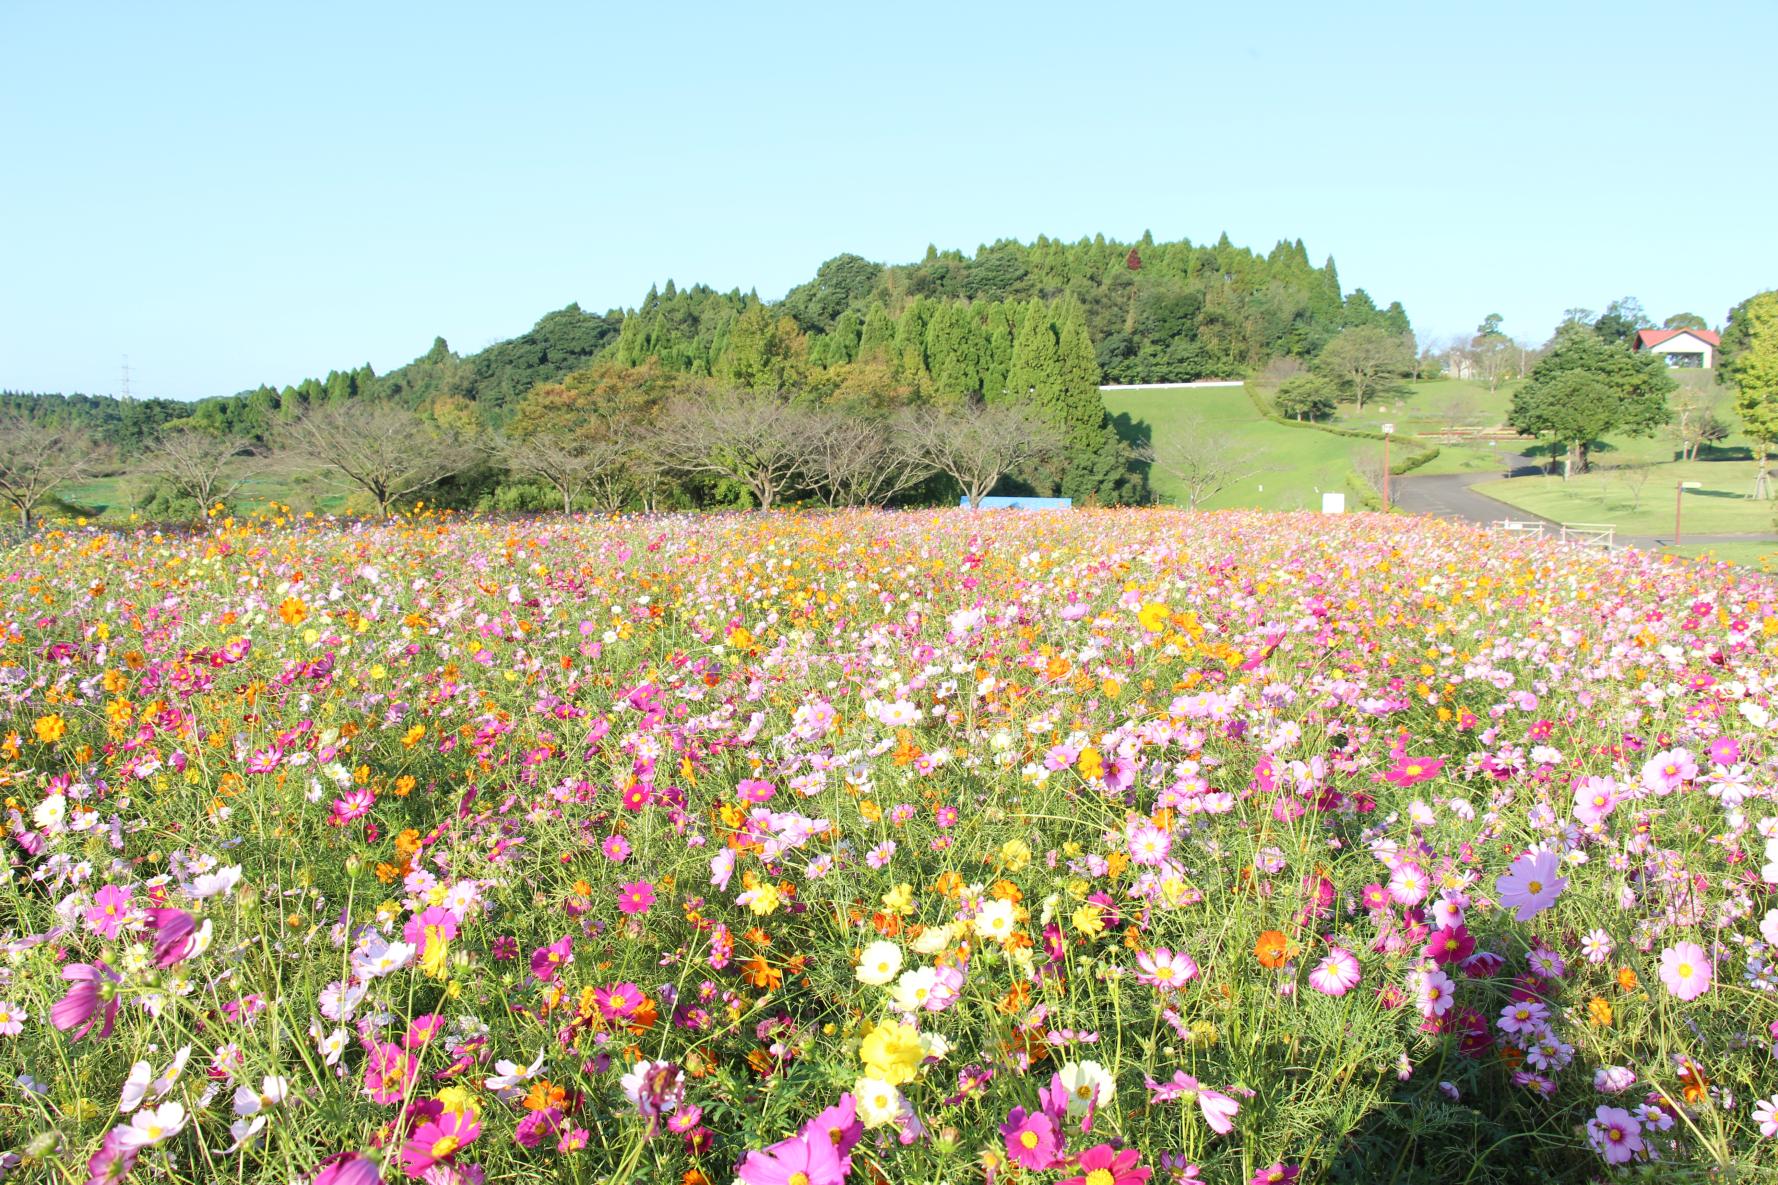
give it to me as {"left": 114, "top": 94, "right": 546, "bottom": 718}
{"left": 121, "top": 355, "right": 132, "bottom": 402}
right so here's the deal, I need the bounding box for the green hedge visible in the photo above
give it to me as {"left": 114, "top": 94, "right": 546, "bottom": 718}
{"left": 1245, "top": 385, "right": 1440, "bottom": 476}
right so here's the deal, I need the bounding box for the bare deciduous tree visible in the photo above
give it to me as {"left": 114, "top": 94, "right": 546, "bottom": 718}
{"left": 804, "top": 411, "right": 931, "bottom": 508}
{"left": 273, "top": 401, "right": 477, "bottom": 518}
{"left": 500, "top": 433, "right": 631, "bottom": 514}
{"left": 0, "top": 411, "right": 104, "bottom": 533}
{"left": 1131, "top": 415, "right": 1255, "bottom": 510}
{"left": 1619, "top": 464, "right": 1655, "bottom": 511}
{"left": 652, "top": 390, "right": 813, "bottom": 511}
{"left": 1434, "top": 389, "right": 1479, "bottom": 437}
{"left": 1669, "top": 387, "right": 1729, "bottom": 462}
{"left": 141, "top": 429, "right": 257, "bottom": 512}
{"left": 894, "top": 402, "right": 1062, "bottom": 510}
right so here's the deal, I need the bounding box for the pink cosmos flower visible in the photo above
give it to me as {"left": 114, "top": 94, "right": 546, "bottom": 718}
{"left": 1134, "top": 948, "right": 1200, "bottom": 991}
{"left": 1640, "top": 748, "right": 1696, "bottom": 795}
{"left": 1658, "top": 941, "right": 1713, "bottom": 1001}
{"left": 1250, "top": 1164, "right": 1299, "bottom": 1185}
{"left": 737, "top": 778, "right": 776, "bottom": 804}
{"left": 1146, "top": 1071, "right": 1240, "bottom": 1133}
{"left": 1497, "top": 999, "right": 1550, "bottom": 1037}
{"left": 86, "top": 885, "right": 133, "bottom": 940}
{"left": 362, "top": 1041, "right": 417, "bottom": 1105}
{"left": 736, "top": 1132, "right": 844, "bottom": 1185}
{"left": 1000, "top": 1107, "right": 1061, "bottom": 1170}
{"left": 1587, "top": 1106, "right": 1643, "bottom": 1164}
{"left": 401, "top": 1107, "right": 479, "bottom": 1178}
{"left": 1060, "top": 1144, "right": 1151, "bottom": 1185}
{"left": 1571, "top": 776, "right": 1619, "bottom": 825}
{"left": 1307, "top": 947, "right": 1361, "bottom": 997}
{"left": 617, "top": 881, "right": 656, "bottom": 915}
{"left": 1387, "top": 863, "right": 1430, "bottom": 906}
{"left": 402, "top": 907, "right": 460, "bottom": 948}
{"left": 601, "top": 835, "right": 631, "bottom": 862}
{"left": 1494, "top": 850, "right": 1567, "bottom": 922}
{"left": 1414, "top": 968, "right": 1456, "bottom": 1018}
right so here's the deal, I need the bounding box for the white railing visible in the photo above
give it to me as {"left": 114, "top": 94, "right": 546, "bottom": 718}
{"left": 1559, "top": 522, "right": 1616, "bottom": 548}
{"left": 1490, "top": 519, "right": 1546, "bottom": 537}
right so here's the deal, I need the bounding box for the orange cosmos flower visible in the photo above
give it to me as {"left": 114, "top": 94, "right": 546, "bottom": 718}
{"left": 1254, "top": 929, "right": 1290, "bottom": 969}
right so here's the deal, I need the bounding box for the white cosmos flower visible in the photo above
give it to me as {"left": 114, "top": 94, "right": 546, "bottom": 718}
{"left": 113, "top": 1101, "right": 187, "bottom": 1149}
{"left": 188, "top": 865, "right": 242, "bottom": 899}
{"left": 855, "top": 941, "right": 902, "bottom": 986}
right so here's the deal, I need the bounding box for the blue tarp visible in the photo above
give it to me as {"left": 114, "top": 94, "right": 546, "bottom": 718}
{"left": 962, "top": 496, "right": 1072, "bottom": 510}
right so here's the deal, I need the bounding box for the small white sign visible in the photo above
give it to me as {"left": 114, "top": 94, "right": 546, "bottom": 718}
{"left": 1322, "top": 492, "right": 1346, "bottom": 514}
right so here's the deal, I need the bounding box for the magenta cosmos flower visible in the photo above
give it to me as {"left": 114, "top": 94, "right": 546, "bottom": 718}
{"left": 617, "top": 881, "right": 656, "bottom": 915}
{"left": 313, "top": 1152, "right": 384, "bottom": 1185}
{"left": 1384, "top": 756, "right": 1444, "bottom": 786}
{"left": 736, "top": 1131, "right": 844, "bottom": 1185}
{"left": 999, "top": 1107, "right": 1061, "bottom": 1170}
{"left": 400, "top": 1107, "right": 479, "bottom": 1178}
{"left": 1060, "top": 1144, "right": 1151, "bottom": 1185}
{"left": 803, "top": 1094, "right": 862, "bottom": 1165}
{"left": 1658, "top": 941, "right": 1713, "bottom": 1001}
{"left": 530, "top": 936, "right": 573, "bottom": 983}
{"left": 51, "top": 960, "right": 121, "bottom": 1041}
{"left": 1494, "top": 850, "right": 1567, "bottom": 922}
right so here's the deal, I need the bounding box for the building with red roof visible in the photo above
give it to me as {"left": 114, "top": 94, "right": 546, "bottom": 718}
{"left": 1632, "top": 327, "right": 1720, "bottom": 369}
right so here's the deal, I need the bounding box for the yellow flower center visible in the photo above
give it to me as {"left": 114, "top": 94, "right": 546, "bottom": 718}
{"left": 430, "top": 1135, "right": 461, "bottom": 1159}
{"left": 1677, "top": 962, "right": 1693, "bottom": 978}
{"left": 1526, "top": 880, "right": 1542, "bottom": 894}
{"left": 789, "top": 1174, "right": 810, "bottom": 1185}
{"left": 1020, "top": 1130, "right": 1040, "bottom": 1149}
{"left": 1086, "top": 1171, "right": 1116, "bottom": 1185}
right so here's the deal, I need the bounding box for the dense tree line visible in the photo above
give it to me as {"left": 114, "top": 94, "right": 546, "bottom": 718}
{"left": 5, "top": 232, "right": 1421, "bottom": 511}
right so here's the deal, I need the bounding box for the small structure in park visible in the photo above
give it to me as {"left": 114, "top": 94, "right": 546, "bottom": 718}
{"left": 1632, "top": 328, "right": 1719, "bottom": 369}
{"left": 963, "top": 496, "right": 1071, "bottom": 510}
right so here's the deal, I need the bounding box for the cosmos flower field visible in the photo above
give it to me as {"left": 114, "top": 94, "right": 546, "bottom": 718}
{"left": 5, "top": 508, "right": 1778, "bottom": 1185}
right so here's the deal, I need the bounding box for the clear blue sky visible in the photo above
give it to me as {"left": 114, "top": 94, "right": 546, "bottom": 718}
{"left": 4, "top": 0, "right": 1774, "bottom": 400}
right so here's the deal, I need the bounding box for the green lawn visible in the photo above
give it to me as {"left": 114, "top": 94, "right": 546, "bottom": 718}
{"left": 1474, "top": 459, "right": 1777, "bottom": 537}
{"left": 1657, "top": 540, "right": 1778, "bottom": 569}
{"left": 57, "top": 472, "right": 355, "bottom": 521}
{"left": 1104, "top": 386, "right": 1383, "bottom": 510}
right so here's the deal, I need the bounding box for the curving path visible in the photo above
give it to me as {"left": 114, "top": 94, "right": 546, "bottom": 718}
{"left": 1392, "top": 456, "right": 1774, "bottom": 551}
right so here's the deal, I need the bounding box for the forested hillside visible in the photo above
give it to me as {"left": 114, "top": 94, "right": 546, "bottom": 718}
{"left": 6, "top": 232, "right": 1404, "bottom": 430}
{"left": 3, "top": 233, "right": 1409, "bottom": 507}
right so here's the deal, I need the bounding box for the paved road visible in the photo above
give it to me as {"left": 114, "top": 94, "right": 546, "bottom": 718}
{"left": 1392, "top": 458, "right": 1774, "bottom": 551}
{"left": 1391, "top": 455, "right": 1547, "bottom": 526}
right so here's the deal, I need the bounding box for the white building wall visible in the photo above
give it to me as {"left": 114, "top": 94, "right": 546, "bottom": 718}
{"left": 1644, "top": 332, "right": 1715, "bottom": 368}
